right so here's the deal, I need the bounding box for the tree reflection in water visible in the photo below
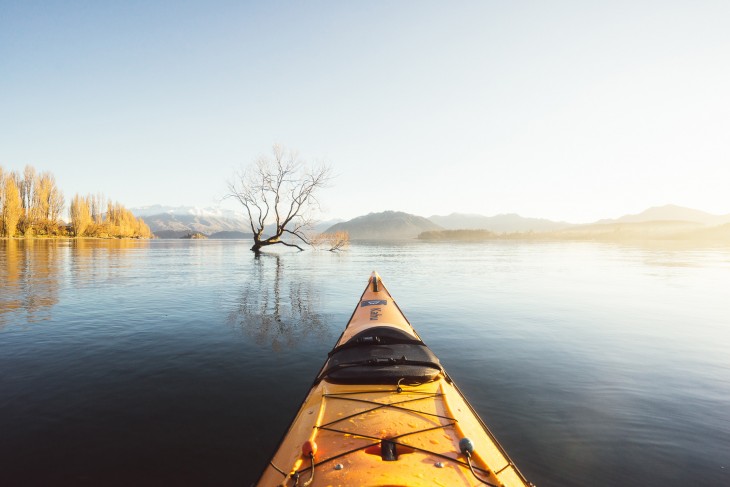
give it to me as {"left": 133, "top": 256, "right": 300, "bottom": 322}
{"left": 228, "top": 253, "right": 331, "bottom": 352}
{"left": 0, "top": 239, "right": 62, "bottom": 327}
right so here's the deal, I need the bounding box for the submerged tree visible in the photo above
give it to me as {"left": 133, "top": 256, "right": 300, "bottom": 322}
{"left": 227, "top": 145, "right": 331, "bottom": 253}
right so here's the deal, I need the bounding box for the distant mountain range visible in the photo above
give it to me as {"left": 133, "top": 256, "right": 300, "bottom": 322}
{"left": 141, "top": 212, "right": 250, "bottom": 237}
{"left": 324, "top": 211, "right": 441, "bottom": 239}
{"left": 324, "top": 211, "right": 572, "bottom": 239}
{"left": 130, "top": 205, "right": 243, "bottom": 219}
{"left": 130, "top": 205, "right": 342, "bottom": 239}
{"left": 597, "top": 204, "right": 730, "bottom": 226}
{"left": 325, "top": 205, "right": 730, "bottom": 241}
{"left": 130, "top": 206, "right": 248, "bottom": 234}
{"left": 428, "top": 213, "right": 572, "bottom": 232}
{"left": 133, "top": 204, "right": 730, "bottom": 241}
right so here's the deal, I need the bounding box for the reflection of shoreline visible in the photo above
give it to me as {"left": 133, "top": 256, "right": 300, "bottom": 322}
{"left": 0, "top": 239, "right": 151, "bottom": 328}
{"left": 0, "top": 240, "right": 62, "bottom": 327}
{"left": 69, "top": 238, "right": 151, "bottom": 289}
{"left": 228, "top": 254, "right": 331, "bottom": 352}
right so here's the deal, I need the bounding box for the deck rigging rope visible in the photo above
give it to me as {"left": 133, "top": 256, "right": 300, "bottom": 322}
{"left": 300, "top": 453, "right": 315, "bottom": 487}
{"left": 320, "top": 392, "right": 456, "bottom": 425}
{"left": 288, "top": 387, "right": 494, "bottom": 481}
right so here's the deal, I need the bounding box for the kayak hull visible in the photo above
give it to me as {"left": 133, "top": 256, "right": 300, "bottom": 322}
{"left": 257, "top": 273, "right": 531, "bottom": 487}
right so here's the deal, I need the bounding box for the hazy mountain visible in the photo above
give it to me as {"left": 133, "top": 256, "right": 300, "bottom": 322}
{"left": 419, "top": 220, "right": 729, "bottom": 244}
{"left": 132, "top": 205, "right": 343, "bottom": 238}
{"left": 598, "top": 204, "right": 730, "bottom": 226}
{"left": 313, "top": 219, "right": 344, "bottom": 233}
{"left": 135, "top": 204, "right": 729, "bottom": 240}
{"left": 555, "top": 220, "right": 706, "bottom": 240}
{"left": 130, "top": 205, "right": 244, "bottom": 219}
{"left": 140, "top": 212, "right": 250, "bottom": 236}
{"left": 429, "top": 213, "right": 572, "bottom": 232}
{"left": 325, "top": 211, "right": 443, "bottom": 239}
{"left": 130, "top": 205, "right": 249, "bottom": 236}
{"left": 428, "top": 205, "right": 730, "bottom": 234}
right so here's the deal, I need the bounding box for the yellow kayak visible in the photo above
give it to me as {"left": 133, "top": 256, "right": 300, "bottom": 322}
{"left": 257, "top": 272, "right": 533, "bottom": 487}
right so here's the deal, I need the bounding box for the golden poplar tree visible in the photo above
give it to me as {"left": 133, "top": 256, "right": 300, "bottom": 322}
{"left": 1, "top": 175, "right": 23, "bottom": 237}
{"left": 32, "top": 171, "right": 51, "bottom": 233}
{"left": 0, "top": 166, "right": 4, "bottom": 220}
{"left": 70, "top": 194, "right": 91, "bottom": 237}
{"left": 1, "top": 165, "right": 149, "bottom": 239}
{"left": 0, "top": 166, "right": 4, "bottom": 235}
{"left": 17, "top": 166, "right": 37, "bottom": 235}
{"left": 47, "top": 182, "right": 65, "bottom": 231}
{"left": 136, "top": 218, "right": 152, "bottom": 238}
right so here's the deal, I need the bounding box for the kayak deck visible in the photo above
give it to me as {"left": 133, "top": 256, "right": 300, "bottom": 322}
{"left": 257, "top": 273, "right": 532, "bottom": 487}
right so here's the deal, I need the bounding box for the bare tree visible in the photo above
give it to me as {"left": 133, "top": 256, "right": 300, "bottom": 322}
{"left": 227, "top": 145, "right": 331, "bottom": 253}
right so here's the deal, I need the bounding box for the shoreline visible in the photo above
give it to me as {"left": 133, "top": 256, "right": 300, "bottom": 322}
{"left": 0, "top": 236, "right": 153, "bottom": 240}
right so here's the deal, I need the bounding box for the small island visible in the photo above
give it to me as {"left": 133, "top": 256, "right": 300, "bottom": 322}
{"left": 181, "top": 232, "right": 208, "bottom": 239}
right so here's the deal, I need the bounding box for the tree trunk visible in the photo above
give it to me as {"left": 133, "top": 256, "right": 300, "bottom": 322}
{"left": 251, "top": 239, "right": 262, "bottom": 253}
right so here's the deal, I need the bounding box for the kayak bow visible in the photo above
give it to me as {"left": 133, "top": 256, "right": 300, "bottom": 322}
{"left": 257, "top": 272, "right": 533, "bottom": 487}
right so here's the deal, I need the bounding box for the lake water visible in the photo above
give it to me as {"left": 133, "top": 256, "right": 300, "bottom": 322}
{"left": 1, "top": 238, "right": 729, "bottom": 486}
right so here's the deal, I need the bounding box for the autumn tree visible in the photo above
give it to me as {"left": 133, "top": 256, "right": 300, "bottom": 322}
{"left": 227, "top": 145, "right": 331, "bottom": 253}
{"left": 70, "top": 194, "right": 91, "bottom": 236}
{"left": 31, "top": 171, "right": 49, "bottom": 227}
{"left": 47, "top": 181, "right": 65, "bottom": 229}
{"left": 84, "top": 197, "right": 151, "bottom": 238}
{"left": 1, "top": 172, "right": 23, "bottom": 237}
{"left": 1, "top": 165, "right": 146, "bottom": 239}
{"left": 34, "top": 171, "right": 65, "bottom": 234}
{"left": 90, "top": 193, "right": 104, "bottom": 225}
{"left": 134, "top": 217, "right": 152, "bottom": 238}
{"left": 16, "top": 165, "right": 37, "bottom": 235}
{"left": 311, "top": 231, "right": 350, "bottom": 251}
{"left": 0, "top": 166, "right": 65, "bottom": 236}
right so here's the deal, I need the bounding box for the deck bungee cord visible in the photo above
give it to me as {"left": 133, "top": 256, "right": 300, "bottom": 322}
{"left": 277, "top": 385, "right": 503, "bottom": 487}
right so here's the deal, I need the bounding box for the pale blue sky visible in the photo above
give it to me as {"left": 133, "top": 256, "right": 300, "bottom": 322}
{"left": 2, "top": 1, "right": 729, "bottom": 222}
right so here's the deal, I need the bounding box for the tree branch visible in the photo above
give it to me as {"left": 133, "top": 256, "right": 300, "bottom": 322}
{"left": 226, "top": 145, "right": 332, "bottom": 253}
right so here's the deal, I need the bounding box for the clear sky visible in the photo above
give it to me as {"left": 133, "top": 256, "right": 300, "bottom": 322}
{"left": 2, "top": 1, "right": 729, "bottom": 223}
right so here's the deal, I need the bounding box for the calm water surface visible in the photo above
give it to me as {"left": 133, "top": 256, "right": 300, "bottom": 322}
{"left": 1, "top": 239, "right": 729, "bottom": 486}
